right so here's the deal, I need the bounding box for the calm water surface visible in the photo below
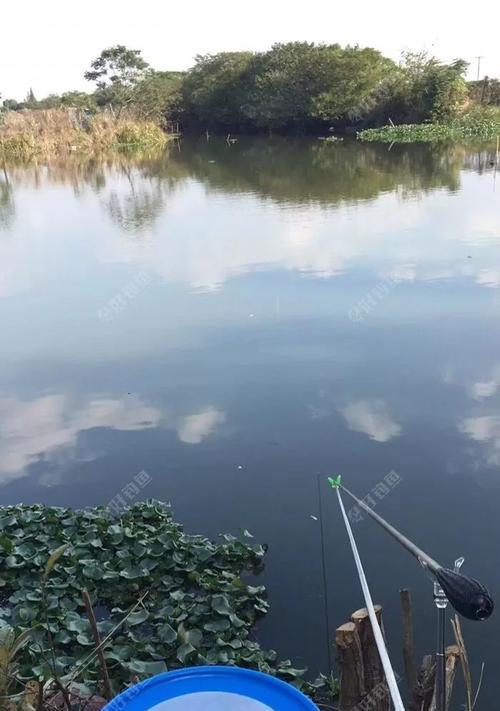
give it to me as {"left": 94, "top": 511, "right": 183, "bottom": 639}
{"left": 1, "top": 138, "right": 500, "bottom": 706}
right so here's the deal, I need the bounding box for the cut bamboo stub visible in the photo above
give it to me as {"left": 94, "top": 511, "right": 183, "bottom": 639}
{"left": 336, "top": 606, "right": 389, "bottom": 711}
{"left": 336, "top": 622, "right": 365, "bottom": 710}
{"left": 336, "top": 602, "right": 461, "bottom": 711}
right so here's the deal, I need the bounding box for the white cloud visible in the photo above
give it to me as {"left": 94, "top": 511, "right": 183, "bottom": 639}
{"left": 459, "top": 416, "right": 500, "bottom": 443}
{"left": 176, "top": 407, "right": 226, "bottom": 444}
{"left": 340, "top": 399, "right": 402, "bottom": 442}
{"left": 468, "top": 365, "right": 500, "bottom": 401}
{"left": 458, "top": 415, "right": 500, "bottom": 466}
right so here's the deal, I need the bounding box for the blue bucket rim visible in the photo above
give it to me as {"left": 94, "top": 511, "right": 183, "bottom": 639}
{"left": 103, "top": 665, "right": 319, "bottom": 710}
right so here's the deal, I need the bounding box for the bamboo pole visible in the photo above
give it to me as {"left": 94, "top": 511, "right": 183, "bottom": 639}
{"left": 400, "top": 588, "right": 417, "bottom": 695}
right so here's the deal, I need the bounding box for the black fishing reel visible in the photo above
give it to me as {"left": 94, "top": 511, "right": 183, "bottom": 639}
{"left": 435, "top": 568, "right": 494, "bottom": 621}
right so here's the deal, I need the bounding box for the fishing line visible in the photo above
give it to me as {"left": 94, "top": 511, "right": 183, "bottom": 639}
{"left": 334, "top": 484, "right": 406, "bottom": 711}
{"left": 316, "top": 473, "right": 333, "bottom": 675}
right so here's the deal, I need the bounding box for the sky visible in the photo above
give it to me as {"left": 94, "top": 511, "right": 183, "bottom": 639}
{"left": 1, "top": 0, "right": 499, "bottom": 100}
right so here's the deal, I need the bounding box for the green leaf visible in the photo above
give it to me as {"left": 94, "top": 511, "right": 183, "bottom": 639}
{"left": 105, "top": 645, "right": 133, "bottom": 662}
{"left": 64, "top": 613, "right": 89, "bottom": 633}
{"left": 5, "top": 556, "right": 23, "bottom": 568}
{"left": 17, "top": 606, "right": 37, "bottom": 623}
{"left": 127, "top": 660, "right": 168, "bottom": 676}
{"left": 179, "top": 626, "right": 202, "bottom": 647}
{"left": 120, "top": 566, "right": 145, "bottom": 579}
{"left": 54, "top": 630, "right": 72, "bottom": 644}
{"left": 107, "top": 524, "right": 124, "bottom": 544}
{"left": 0, "top": 515, "right": 17, "bottom": 529}
{"left": 127, "top": 609, "right": 149, "bottom": 626}
{"left": 212, "top": 594, "right": 232, "bottom": 616}
{"left": 176, "top": 642, "right": 196, "bottom": 663}
{"left": 82, "top": 564, "right": 104, "bottom": 580}
{"left": 157, "top": 623, "right": 177, "bottom": 643}
{"left": 204, "top": 618, "right": 230, "bottom": 633}
{"left": 0, "top": 536, "right": 13, "bottom": 553}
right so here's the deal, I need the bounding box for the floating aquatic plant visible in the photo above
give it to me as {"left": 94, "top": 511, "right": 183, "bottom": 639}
{"left": 0, "top": 501, "right": 308, "bottom": 695}
{"left": 358, "top": 112, "right": 500, "bottom": 143}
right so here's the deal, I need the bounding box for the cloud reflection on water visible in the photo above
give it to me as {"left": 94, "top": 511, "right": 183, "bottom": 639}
{"left": 339, "top": 399, "right": 402, "bottom": 442}
{"left": 0, "top": 393, "right": 226, "bottom": 485}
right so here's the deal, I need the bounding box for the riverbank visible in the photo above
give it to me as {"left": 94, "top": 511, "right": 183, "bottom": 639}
{"left": 0, "top": 109, "right": 172, "bottom": 160}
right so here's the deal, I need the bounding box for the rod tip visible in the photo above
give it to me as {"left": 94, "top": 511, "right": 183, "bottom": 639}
{"left": 328, "top": 475, "right": 342, "bottom": 489}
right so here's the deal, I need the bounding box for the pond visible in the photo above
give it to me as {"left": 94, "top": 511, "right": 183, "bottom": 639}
{"left": 1, "top": 137, "right": 499, "bottom": 707}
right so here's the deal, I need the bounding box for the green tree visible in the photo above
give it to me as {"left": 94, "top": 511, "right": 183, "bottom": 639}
{"left": 2, "top": 98, "right": 20, "bottom": 111}
{"left": 84, "top": 45, "right": 150, "bottom": 112}
{"left": 35, "top": 93, "right": 63, "bottom": 110}
{"left": 248, "top": 42, "right": 338, "bottom": 131}
{"left": 182, "top": 43, "right": 396, "bottom": 132}
{"left": 131, "top": 71, "right": 184, "bottom": 125}
{"left": 371, "top": 52, "right": 468, "bottom": 124}
{"left": 312, "top": 46, "right": 396, "bottom": 122}
{"left": 182, "top": 52, "right": 255, "bottom": 130}
{"left": 24, "top": 87, "right": 37, "bottom": 108}
{"left": 60, "top": 91, "right": 97, "bottom": 111}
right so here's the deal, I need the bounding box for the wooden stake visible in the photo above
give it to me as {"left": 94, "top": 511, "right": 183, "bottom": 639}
{"left": 336, "top": 621, "right": 365, "bottom": 710}
{"left": 82, "top": 589, "right": 113, "bottom": 700}
{"left": 400, "top": 589, "right": 417, "bottom": 695}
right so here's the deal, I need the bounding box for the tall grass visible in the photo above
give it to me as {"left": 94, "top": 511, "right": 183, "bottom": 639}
{"left": 0, "top": 108, "right": 171, "bottom": 159}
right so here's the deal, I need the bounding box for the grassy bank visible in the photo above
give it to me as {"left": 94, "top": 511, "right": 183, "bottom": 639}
{"left": 0, "top": 109, "right": 171, "bottom": 160}
{"left": 0, "top": 501, "right": 328, "bottom": 708}
{"left": 358, "top": 107, "right": 500, "bottom": 143}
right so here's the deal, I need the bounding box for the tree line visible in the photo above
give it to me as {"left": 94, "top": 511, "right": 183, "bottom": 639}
{"left": 1, "top": 43, "right": 499, "bottom": 133}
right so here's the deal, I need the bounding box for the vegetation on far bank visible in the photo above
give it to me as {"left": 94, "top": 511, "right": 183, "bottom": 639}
{"left": 2, "top": 43, "right": 500, "bottom": 143}
{"left": 358, "top": 106, "right": 500, "bottom": 143}
{"left": 0, "top": 501, "right": 329, "bottom": 708}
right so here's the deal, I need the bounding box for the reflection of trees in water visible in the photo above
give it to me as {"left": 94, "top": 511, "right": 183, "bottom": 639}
{"left": 0, "top": 148, "right": 168, "bottom": 193}
{"left": 0, "top": 138, "right": 496, "bottom": 234}
{"left": 0, "top": 149, "right": 177, "bottom": 234}
{"left": 105, "top": 172, "right": 168, "bottom": 233}
{"left": 101, "top": 157, "right": 188, "bottom": 233}
{"left": 462, "top": 147, "right": 498, "bottom": 174}
{"left": 0, "top": 166, "right": 15, "bottom": 230}
{"left": 161, "top": 137, "right": 467, "bottom": 206}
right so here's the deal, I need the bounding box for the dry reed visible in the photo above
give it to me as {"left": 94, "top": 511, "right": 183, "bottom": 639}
{"left": 0, "top": 108, "right": 170, "bottom": 159}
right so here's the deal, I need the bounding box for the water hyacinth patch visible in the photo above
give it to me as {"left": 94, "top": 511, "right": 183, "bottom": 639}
{"left": 357, "top": 110, "right": 500, "bottom": 143}
{"left": 0, "top": 501, "right": 308, "bottom": 694}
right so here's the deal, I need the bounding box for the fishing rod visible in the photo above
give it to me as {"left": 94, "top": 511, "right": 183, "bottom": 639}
{"left": 329, "top": 475, "right": 494, "bottom": 711}
{"left": 328, "top": 476, "right": 494, "bottom": 622}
